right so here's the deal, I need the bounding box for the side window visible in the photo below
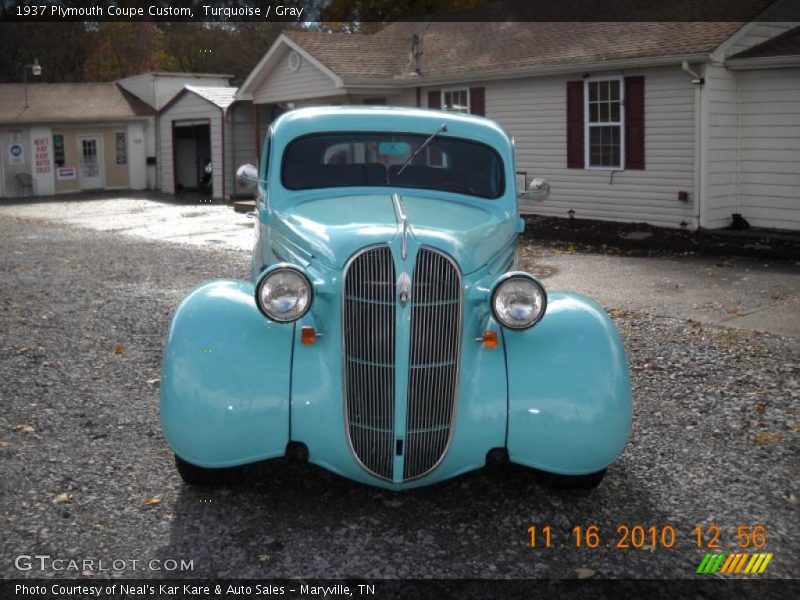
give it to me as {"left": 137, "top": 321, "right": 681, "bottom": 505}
{"left": 260, "top": 133, "right": 271, "bottom": 179}
{"left": 257, "top": 132, "right": 271, "bottom": 208}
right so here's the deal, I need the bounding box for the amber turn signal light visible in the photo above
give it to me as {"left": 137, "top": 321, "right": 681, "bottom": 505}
{"left": 301, "top": 326, "right": 317, "bottom": 345}
{"left": 481, "top": 330, "right": 498, "bottom": 349}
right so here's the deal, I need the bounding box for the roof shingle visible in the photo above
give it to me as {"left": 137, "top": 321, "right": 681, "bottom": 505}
{"left": 0, "top": 83, "right": 154, "bottom": 124}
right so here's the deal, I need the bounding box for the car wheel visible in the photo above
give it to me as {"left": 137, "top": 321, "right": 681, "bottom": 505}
{"left": 174, "top": 454, "right": 243, "bottom": 487}
{"left": 544, "top": 469, "right": 606, "bottom": 491}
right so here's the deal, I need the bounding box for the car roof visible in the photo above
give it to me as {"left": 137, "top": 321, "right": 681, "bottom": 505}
{"left": 270, "top": 106, "right": 513, "bottom": 150}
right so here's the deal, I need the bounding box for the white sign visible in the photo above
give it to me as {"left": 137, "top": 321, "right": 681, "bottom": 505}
{"left": 8, "top": 143, "right": 24, "bottom": 165}
{"left": 34, "top": 136, "right": 51, "bottom": 174}
{"left": 56, "top": 167, "right": 76, "bottom": 180}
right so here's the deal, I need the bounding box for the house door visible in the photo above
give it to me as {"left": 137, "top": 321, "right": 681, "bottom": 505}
{"left": 78, "top": 135, "right": 104, "bottom": 190}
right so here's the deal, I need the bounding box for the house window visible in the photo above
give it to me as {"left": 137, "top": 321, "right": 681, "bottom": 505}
{"left": 585, "top": 78, "right": 623, "bottom": 169}
{"left": 442, "top": 89, "right": 469, "bottom": 113}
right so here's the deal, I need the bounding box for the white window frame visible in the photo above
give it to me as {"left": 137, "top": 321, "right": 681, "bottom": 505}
{"left": 441, "top": 88, "right": 470, "bottom": 114}
{"left": 584, "top": 76, "right": 625, "bottom": 170}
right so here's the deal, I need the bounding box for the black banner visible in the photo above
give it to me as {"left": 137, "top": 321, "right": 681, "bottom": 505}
{"left": 0, "top": 0, "right": 793, "bottom": 23}
{"left": 2, "top": 579, "right": 800, "bottom": 600}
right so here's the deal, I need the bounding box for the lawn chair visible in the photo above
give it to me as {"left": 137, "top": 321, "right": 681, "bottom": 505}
{"left": 15, "top": 173, "right": 36, "bottom": 197}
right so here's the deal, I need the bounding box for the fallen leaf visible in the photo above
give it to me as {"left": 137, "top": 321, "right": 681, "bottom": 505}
{"left": 755, "top": 403, "right": 766, "bottom": 414}
{"left": 53, "top": 493, "right": 72, "bottom": 504}
{"left": 0, "top": 441, "right": 12, "bottom": 448}
{"left": 15, "top": 424, "right": 35, "bottom": 434}
{"left": 609, "top": 309, "right": 627, "bottom": 318}
{"left": 754, "top": 432, "right": 783, "bottom": 444}
{"left": 91, "top": 524, "right": 105, "bottom": 531}
{"left": 575, "top": 568, "right": 596, "bottom": 579}
{"left": 114, "top": 343, "right": 124, "bottom": 355}
{"left": 18, "top": 347, "right": 28, "bottom": 354}
{"left": 143, "top": 496, "right": 162, "bottom": 506}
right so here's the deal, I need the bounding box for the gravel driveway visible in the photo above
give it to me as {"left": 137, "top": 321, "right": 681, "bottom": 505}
{"left": 0, "top": 215, "right": 797, "bottom": 581}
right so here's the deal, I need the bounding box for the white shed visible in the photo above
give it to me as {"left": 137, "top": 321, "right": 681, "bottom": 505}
{"left": 159, "top": 86, "right": 257, "bottom": 200}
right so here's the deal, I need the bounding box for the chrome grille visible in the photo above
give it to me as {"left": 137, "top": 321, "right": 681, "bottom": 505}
{"left": 404, "top": 248, "right": 462, "bottom": 480}
{"left": 343, "top": 246, "right": 396, "bottom": 480}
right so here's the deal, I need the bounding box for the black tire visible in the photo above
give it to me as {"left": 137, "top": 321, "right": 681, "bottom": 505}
{"left": 543, "top": 469, "right": 606, "bottom": 491}
{"left": 174, "top": 454, "right": 244, "bottom": 487}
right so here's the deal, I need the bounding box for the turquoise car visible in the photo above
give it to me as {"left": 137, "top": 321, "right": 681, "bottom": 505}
{"left": 160, "top": 106, "right": 631, "bottom": 490}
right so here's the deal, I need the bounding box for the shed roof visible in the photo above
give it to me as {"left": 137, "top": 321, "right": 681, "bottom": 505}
{"left": 0, "top": 82, "right": 154, "bottom": 124}
{"left": 184, "top": 86, "right": 238, "bottom": 109}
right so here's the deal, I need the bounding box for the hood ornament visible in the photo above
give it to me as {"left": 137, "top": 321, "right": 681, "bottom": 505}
{"left": 391, "top": 192, "right": 410, "bottom": 259}
{"left": 397, "top": 272, "right": 411, "bottom": 306}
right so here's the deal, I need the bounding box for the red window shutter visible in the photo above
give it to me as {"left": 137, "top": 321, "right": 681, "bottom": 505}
{"left": 566, "top": 81, "right": 584, "bottom": 169}
{"left": 428, "top": 90, "right": 441, "bottom": 109}
{"left": 469, "top": 87, "right": 485, "bottom": 116}
{"left": 624, "top": 76, "right": 645, "bottom": 170}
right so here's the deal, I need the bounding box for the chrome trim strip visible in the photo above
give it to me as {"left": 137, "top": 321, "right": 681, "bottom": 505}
{"left": 391, "top": 192, "right": 410, "bottom": 260}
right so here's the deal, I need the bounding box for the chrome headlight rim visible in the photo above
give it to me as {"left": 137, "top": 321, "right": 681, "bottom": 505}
{"left": 490, "top": 272, "right": 547, "bottom": 331}
{"left": 254, "top": 264, "right": 313, "bottom": 323}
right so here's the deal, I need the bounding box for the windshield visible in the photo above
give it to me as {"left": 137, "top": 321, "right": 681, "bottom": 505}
{"left": 281, "top": 132, "right": 505, "bottom": 199}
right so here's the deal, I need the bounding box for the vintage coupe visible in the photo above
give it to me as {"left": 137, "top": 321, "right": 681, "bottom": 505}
{"left": 160, "top": 107, "right": 631, "bottom": 490}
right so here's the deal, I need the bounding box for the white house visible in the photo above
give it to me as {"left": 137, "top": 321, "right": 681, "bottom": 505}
{"left": 116, "top": 71, "right": 233, "bottom": 190}
{"left": 0, "top": 83, "right": 153, "bottom": 198}
{"left": 158, "top": 86, "right": 262, "bottom": 199}
{"left": 236, "top": 3, "right": 800, "bottom": 231}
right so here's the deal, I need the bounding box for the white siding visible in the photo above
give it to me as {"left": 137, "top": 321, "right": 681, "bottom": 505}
{"left": 702, "top": 63, "right": 740, "bottom": 229}
{"left": 159, "top": 92, "right": 224, "bottom": 199}
{"left": 226, "top": 102, "right": 258, "bottom": 197}
{"left": 738, "top": 68, "right": 800, "bottom": 230}
{"left": 428, "top": 67, "right": 697, "bottom": 228}
{"left": 253, "top": 47, "right": 341, "bottom": 104}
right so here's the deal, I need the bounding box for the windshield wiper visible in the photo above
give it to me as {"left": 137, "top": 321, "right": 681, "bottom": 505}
{"left": 393, "top": 123, "right": 448, "bottom": 178}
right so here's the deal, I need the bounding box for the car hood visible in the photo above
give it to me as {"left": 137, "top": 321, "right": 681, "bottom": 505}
{"left": 270, "top": 192, "right": 516, "bottom": 275}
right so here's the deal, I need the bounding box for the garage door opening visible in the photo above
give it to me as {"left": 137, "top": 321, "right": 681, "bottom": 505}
{"left": 173, "top": 121, "right": 211, "bottom": 193}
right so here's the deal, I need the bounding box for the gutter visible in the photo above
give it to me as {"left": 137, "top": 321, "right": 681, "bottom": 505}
{"left": 339, "top": 53, "right": 712, "bottom": 89}
{"left": 726, "top": 55, "right": 800, "bottom": 70}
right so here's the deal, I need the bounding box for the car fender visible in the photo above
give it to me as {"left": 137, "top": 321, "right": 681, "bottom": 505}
{"left": 504, "top": 292, "right": 632, "bottom": 475}
{"left": 160, "top": 280, "right": 293, "bottom": 467}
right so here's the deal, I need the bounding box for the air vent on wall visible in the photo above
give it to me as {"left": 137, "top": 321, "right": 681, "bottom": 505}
{"left": 288, "top": 51, "right": 302, "bottom": 72}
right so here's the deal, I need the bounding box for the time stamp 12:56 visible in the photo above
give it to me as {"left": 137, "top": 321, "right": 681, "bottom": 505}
{"left": 527, "top": 524, "right": 768, "bottom": 550}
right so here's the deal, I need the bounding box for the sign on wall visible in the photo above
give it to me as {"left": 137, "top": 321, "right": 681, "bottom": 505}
{"left": 8, "top": 143, "right": 24, "bottom": 165}
{"left": 34, "top": 137, "right": 51, "bottom": 174}
{"left": 56, "top": 167, "right": 76, "bottom": 180}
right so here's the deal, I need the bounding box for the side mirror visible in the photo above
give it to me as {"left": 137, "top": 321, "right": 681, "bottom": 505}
{"left": 518, "top": 178, "right": 550, "bottom": 203}
{"left": 236, "top": 164, "right": 258, "bottom": 193}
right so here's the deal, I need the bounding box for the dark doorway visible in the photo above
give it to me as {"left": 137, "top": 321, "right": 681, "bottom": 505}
{"left": 173, "top": 122, "right": 211, "bottom": 193}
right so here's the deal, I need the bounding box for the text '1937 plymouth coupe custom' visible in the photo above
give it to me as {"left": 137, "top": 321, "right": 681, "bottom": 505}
{"left": 160, "top": 106, "right": 632, "bottom": 491}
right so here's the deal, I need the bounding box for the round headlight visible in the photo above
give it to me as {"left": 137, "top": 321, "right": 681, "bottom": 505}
{"left": 491, "top": 274, "right": 547, "bottom": 330}
{"left": 255, "top": 267, "right": 312, "bottom": 322}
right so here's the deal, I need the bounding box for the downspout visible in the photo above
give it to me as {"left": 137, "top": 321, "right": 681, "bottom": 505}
{"left": 220, "top": 106, "right": 226, "bottom": 201}
{"left": 230, "top": 102, "right": 237, "bottom": 198}
{"left": 683, "top": 61, "right": 704, "bottom": 228}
